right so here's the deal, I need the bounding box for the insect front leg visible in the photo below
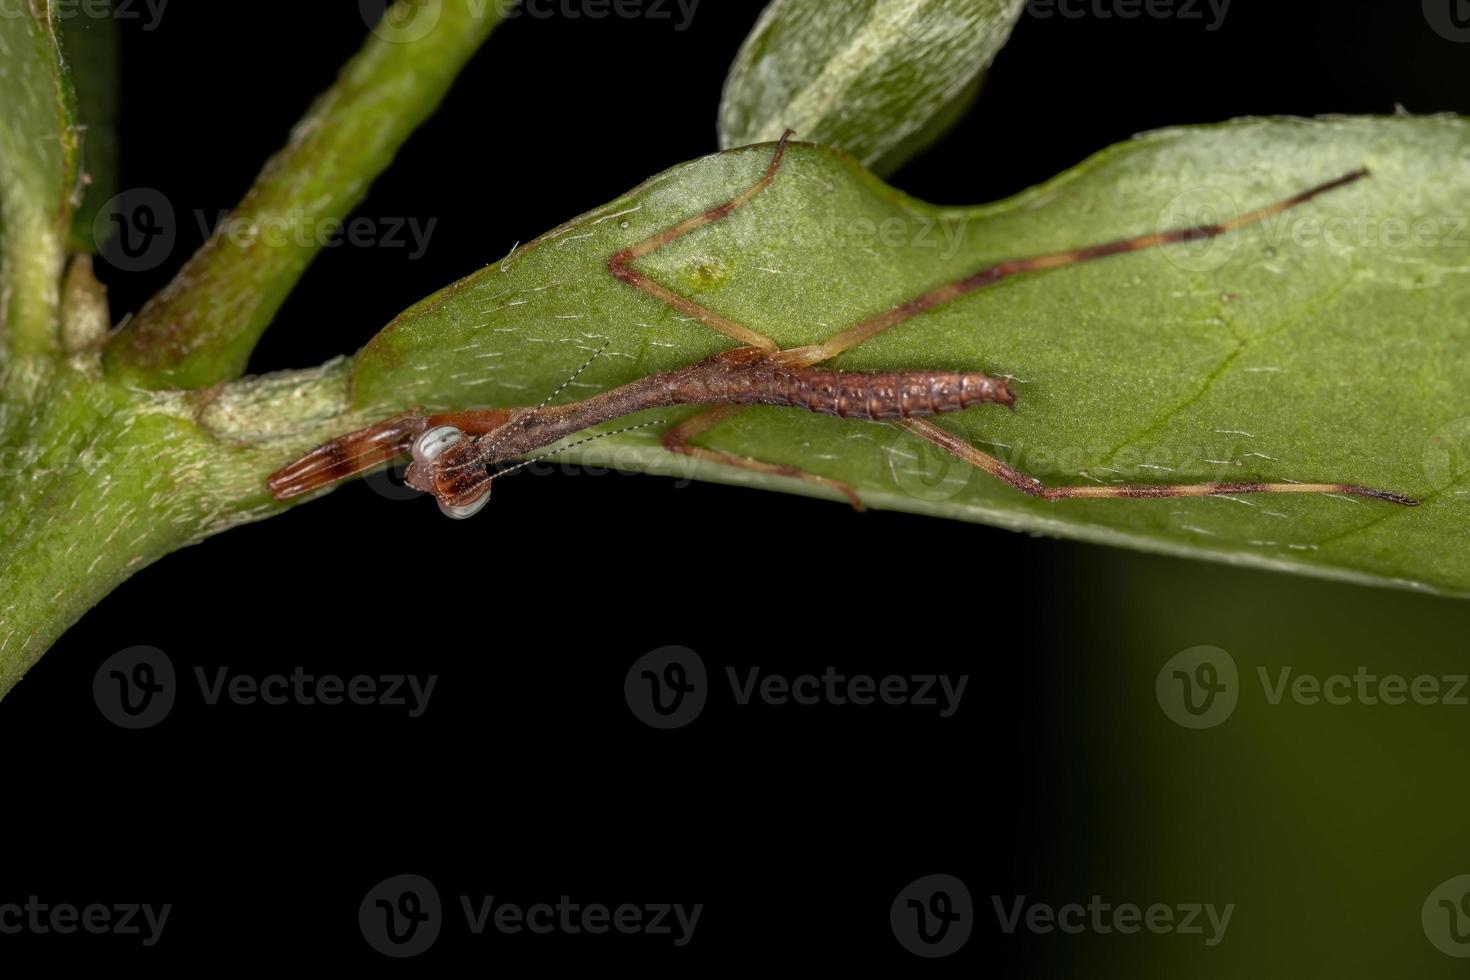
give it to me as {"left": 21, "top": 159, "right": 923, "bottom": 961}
{"left": 606, "top": 131, "right": 875, "bottom": 502}
{"left": 607, "top": 131, "right": 795, "bottom": 354}
{"left": 601, "top": 134, "right": 1401, "bottom": 510}
{"left": 772, "top": 169, "right": 1373, "bottom": 369}
{"left": 268, "top": 408, "right": 517, "bottom": 502}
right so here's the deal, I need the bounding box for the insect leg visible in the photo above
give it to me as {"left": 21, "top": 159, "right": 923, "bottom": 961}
{"left": 774, "top": 169, "right": 1371, "bottom": 368}
{"left": 267, "top": 409, "right": 517, "bottom": 501}
{"left": 661, "top": 406, "right": 866, "bottom": 510}
{"left": 607, "top": 132, "right": 797, "bottom": 353}
{"left": 897, "top": 418, "right": 1417, "bottom": 506}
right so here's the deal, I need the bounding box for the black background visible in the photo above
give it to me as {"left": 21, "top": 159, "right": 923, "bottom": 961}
{"left": 3, "top": 0, "right": 1466, "bottom": 969}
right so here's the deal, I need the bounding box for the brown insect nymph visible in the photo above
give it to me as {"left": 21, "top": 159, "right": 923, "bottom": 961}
{"left": 268, "top": 133, "right": 1417, "bottom": 517}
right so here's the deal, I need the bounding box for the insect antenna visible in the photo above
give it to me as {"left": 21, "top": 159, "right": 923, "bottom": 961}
{"left": 489, "top": 419, "right": 665, "bottom": 480}
{"left": 478, "top": 339, "right": 615, "bottom": 461}
{"left": 537, "top": 338, "right": 612, "bottom": 409}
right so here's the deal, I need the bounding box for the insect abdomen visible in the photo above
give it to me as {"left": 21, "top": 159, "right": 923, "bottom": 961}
{"left": 751, "top": 365, "right": 1014, "bottom": 419}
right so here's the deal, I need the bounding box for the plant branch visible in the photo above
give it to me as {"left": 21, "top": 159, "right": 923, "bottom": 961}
{"left": 0, "top": 358, "right": 375, "bottom": 697}
{"left": 0, "top": 3, "right": 79, "bottom": 366}
{"left": 103, "top": 0, "right": 517, "bottom": 390}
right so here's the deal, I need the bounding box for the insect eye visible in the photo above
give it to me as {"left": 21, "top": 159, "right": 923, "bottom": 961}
{"left": 412, "top": 425, "right": 464, "bottom": 467}
{"left": 438, "top": 486, "right": 491, "bottom": 521}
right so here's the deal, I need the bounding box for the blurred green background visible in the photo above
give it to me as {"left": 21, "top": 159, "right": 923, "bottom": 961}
{"left": 1026, "top": 548, "right": 1470, "bottom": 976}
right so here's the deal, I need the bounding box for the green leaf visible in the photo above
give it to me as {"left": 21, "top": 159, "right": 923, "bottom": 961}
{"left": 104, "top": 0, "right": 516, "bottom": 390}
{"left": 718, "top": 0, "right": 1025, "bottom": 175}
{"left": 58, "top": 6, "right": 117, "bottom": 253}
{"left": 349, "top": 116, "right": 1470, "bottom": 596}
{"left": 0, "top": 1, "right": 79, "bottom": 361}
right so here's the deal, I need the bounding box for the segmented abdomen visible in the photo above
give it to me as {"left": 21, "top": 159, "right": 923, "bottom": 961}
{"left": 727, "top": 361, "right": 1014, "bottom": 419}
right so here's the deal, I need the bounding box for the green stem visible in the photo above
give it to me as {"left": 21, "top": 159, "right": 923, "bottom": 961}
{"left": 0, "top": 4, "right": 78, "bottom": 365}
{"left": 104, "top": 0, "right": 516, "bottom": 389}
{"left": 0, "top": 359, "right": 374, "bottom": 697}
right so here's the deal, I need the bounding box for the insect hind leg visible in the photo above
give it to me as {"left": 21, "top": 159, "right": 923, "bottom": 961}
{"left": 898, "top": 418, "right": 1418, "bottom": 506}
